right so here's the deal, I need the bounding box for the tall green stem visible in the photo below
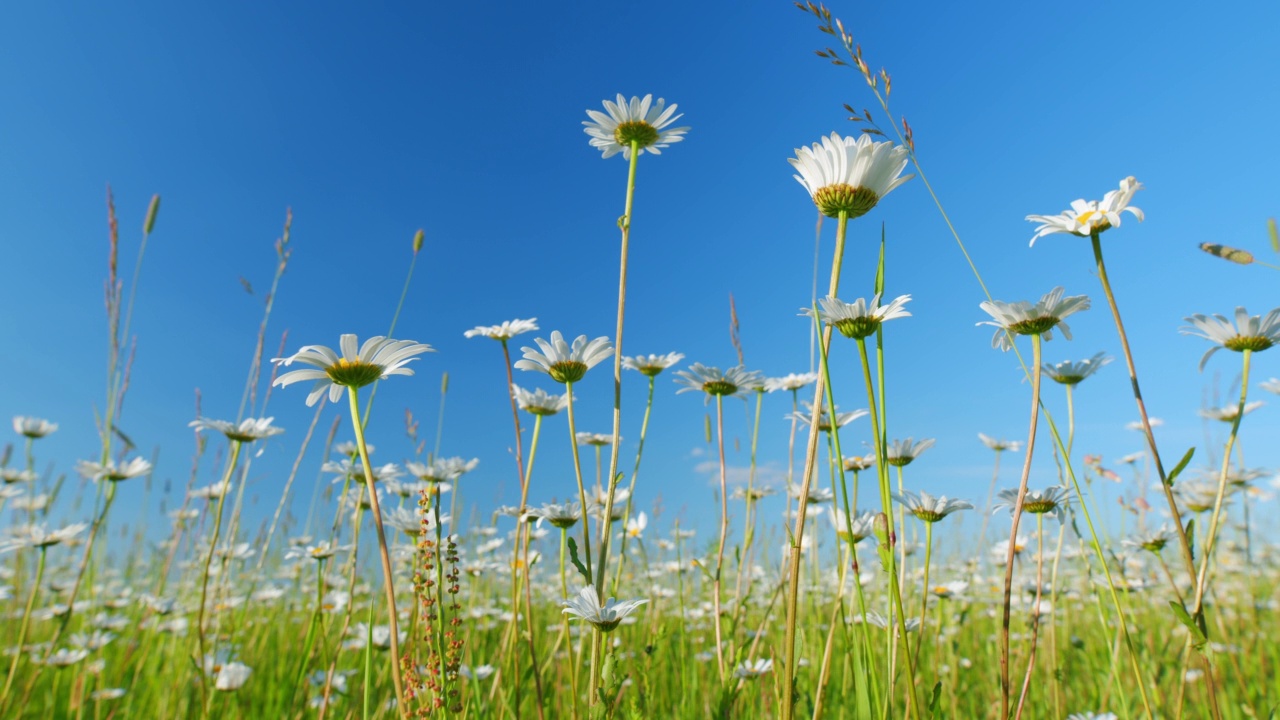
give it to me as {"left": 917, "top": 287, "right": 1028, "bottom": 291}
{"left": 195, "top": 440, "right": 242, "bottom": 683}
{"left": 613, "top": 376, "right": 657, "bottom": 595}
{"left": 711, "top": 393, "right": 729, "bottom": 683}
{"left": 563, "top": 382, "right": 593, "bottom": 579}
{"left": 1, "top": 546, "right": 46, "bottom": 707}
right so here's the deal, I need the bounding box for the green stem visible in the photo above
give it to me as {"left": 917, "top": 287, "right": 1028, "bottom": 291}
{"left": 563, "top": 382, "right": 594, "bottom": 580}
{"left": 0, "top": 546, "right": 46, "bottom": 707}
{"left": 711, "top": 393, "right": 729, "bottom": 683}
{"left": 612, "top": 376, "right": 657, "bottom": 595}
{"left": 195, "top": 440, "right": 243, "bottom": 685}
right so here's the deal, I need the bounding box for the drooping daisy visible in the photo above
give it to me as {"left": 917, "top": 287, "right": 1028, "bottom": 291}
{"left": 583, "top": 94, "right": 688, "bottom": 159}
{"left": 803, "top": 294, "right": 912, "bottom": 339}
{"left": 622, "top": 352, "right": 685, "bottom": 376}
{"left": 789, "top": 132, "right": 913, "bottom": 219}
{"left": 893, "top": 490, "right": 973, "bottom": 523}
{"left": 993, "top": 486, "right": 1071, "bottom": 524}
{"left": 189, "top": 417, "right": 285, "bottom": 443}
{"left": 561, "top": 586, "right": 648, "bottom": 632}
{"left": 272, "top": 334, "right": 435, "bottom": 407}
{"left": 674, "top": 363, "right": 765, "bottom": 399}
{"left": 1181, "top": 306, "right": 1280, "bottom": 371}
{"left": 978, "top": 287, "right": 1091, "bottom": 351}
{"left": 75, "top": 457, "right": 153, "bottom": 483}
{"left": 885, "top": 437, "right": 936, "bottom": 467}
{"left": 510, "top": 384, "right": 572, "bottom": 416}
{"left": 765, "top": 373, "right": 819, "bottom": 393}
{"left": 1026, "top": 176, "right": 1144, "bottom": 246}
{"left": 977, "top": 434, "right": 1022, "bottom": 453}
{"left": 1198, "top": 401, "right": 1265, "bottom": 422}
{"left": 463, "top": 318, "right": 539, "bottom": 341}
{"left": 1042, "top": 353, "right": 1113, "bottom": 385}
{"left": 515, "top": 331, "right": 613, "bottom": 384}
{"left": 13, "top": 416, "right": 58, "bottom": 439}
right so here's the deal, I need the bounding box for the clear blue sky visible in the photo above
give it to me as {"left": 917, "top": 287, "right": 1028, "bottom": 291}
{"left": 3, "top": 1, "right": 1279, "bottom": 550}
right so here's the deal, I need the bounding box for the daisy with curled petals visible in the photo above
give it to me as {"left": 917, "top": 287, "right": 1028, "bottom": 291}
{"left": 1042, "top": 353, "right": 1113, "bottom": 385}
{"left": 764, "top": 373, "right": 818, "bottom": 393}
{"left": 561, "top": 586, "right": 647, "bottom": 632}
{"left": 621, "top": 352, "right": 684, "bottom": 377}
{"left": 13, "top": 417, "right": 57, "bottom": 439}
{"left": 463, "top": 318, "right": 538, "bottom": 341}
{"left": 189, "top": 417, "right": 284, "bottom": 443}
{"left": 978, "top": 287, "right": 1091, "bottom": 351}
{"left": 803, "top": 294, "right": 912, "bottom": 340}
{"left": 583, "top": 94, "right": 688, "bottom": 159}
{"left": 510, "top": 384, "right": 570, "bottom": 416}
{"left": 673, "top": 364, "right": 765, "bottom": 400}
{"left": 1026, "top": 177, "right": 1144, "bottom": 247}
{"left": 76, "top": 457, "right": 152, "bottom": 483}
{"left": 1181, "top": 306, "right": 1280, "bottom": 371}
{"left": 272, "top": 334, "right": 435, "bottom": 407}
{"left": 515, "top": 331, "right": 613, "bottom": 385}
{"left": 789, "top": 132, "right": 913, "bottom": 219}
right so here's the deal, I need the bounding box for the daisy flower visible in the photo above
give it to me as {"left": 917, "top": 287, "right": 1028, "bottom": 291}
{"left": 576, "top": 432, "right": 614, "bottom": 446}
{"left": 978, "top": 287, "right": 1091, "bottom": 351}
{"left": 885, "top": 437, "right": 936, "bottom": 467}
{"left": 538, "top": 501, "right": 582, "bottom": 529}
{"left": 978, "top": 434, "right": 1022, "bottom": 452}
{"left": 1066, "top": 713, "right": 1118, "bottom": 720}
{"left": 405, "top": 457, "right": 477, "bottom": 484}
{"left": 1259, "top": 378, "right": 1280, "bottom": 394}
{"left": 510, "top": 384, "right": 571, "bottom": 416}
{"left": 272, "top": 334, "right": 434, "bottom": 407}
{"left": 1042, "top": 353, "right": 1113, "bottom": 385}
{"left": 843, "top": 454, "right": 876, "bottom": 472}
{"left": 0, "top": 522, "right": 88, "bottom": 553}
{"left": 1198, "top": 401, "right": 1264, "bottom": 422}
{"left": 788, "top": 484, "right": 833, "bottom": 504}
{"left": 893, "top": 490, "right": 973, "bottom": 523}
{"left": 803, "top": 294, "right": 912, "bottom": 339}
{"left": 789, "top": 132, "right": 913, "bottom": 219}
{"left": 733, "top": 658, "right": 774, "bottom": 679}
{"left": 674, "top": 363, "right": 765, "bottom": 399}
{"left": 583, "top": 94, "right": 688, "bottom": 159}
{"left": 1, "top": 468, "right": 38, "bottom": 484}
{"left": 13, "top": 416, "right": 58, "bottom": 439}
{"left": 76, "top": 457, "right": 152, "bottom": 483}
{"left": 1181, "top": 306, "right": 1280, "bottom": 371}
{"left": 188, "top": 417, "right": 284, "bottom": 443}
{"left": 830, "top": 508, "right": 876, "bottom": 544}
{"left": 765, "top": 372, "right": 819, "bottom": 393}
{"left": 214, "top": 662, "right": 252, "bottom": 691}
{"left": 515, "top": 331, "right": 613, "bottom": 384}
{"left": 993, "top": 486, "right": 1071, "bottom": 524}
{"left": 621, "top": 352, "right": 685, "bottom": 377}
{"left": 624, "top": 512, "right": 648, "bottom": 539}
{"left": 791, "top": 402, "right": 868, "bottom": 432}
{"left": 731, "top": 485, "right": 777, "bottom": 501}
{"left": 561, "top": 586, "right": 648, "bottom": 632}
{"left": 463, "top": 318, "right": 539, "bottom": 341}
{"left": 1026, "top": 176, "right": 1144, "bottom": 246}
{"left": 1122, "top": 525, "right": 1177, "bottom": 554}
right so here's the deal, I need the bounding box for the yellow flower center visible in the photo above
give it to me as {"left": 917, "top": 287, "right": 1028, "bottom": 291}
{"left": 325, "top": 358, "right": 385, "bottom": 388}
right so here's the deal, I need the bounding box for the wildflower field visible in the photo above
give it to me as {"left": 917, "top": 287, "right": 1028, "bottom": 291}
{"left": 2, "top": 3, "right": 1279, "bottom": 719}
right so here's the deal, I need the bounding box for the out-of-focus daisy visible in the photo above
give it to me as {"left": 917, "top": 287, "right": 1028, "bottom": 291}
{"left": 325, "top": 459, "right": 403, "bottom": 484}
{"left": 515, "top": 331, "right": 613, "bottom": 384}
{"left": 189, "top": 417, "right": 284, "bottom": 443}
{"left": 791, "top": 402, "right": 867, "bottom": 432}
{"left": 1199, "top": 401, "right": 1264, "bottom": 422}
{"left": 765, "top": 373, "right": 819, "bottom": 393}
{"left": 1259, "top": 378, "right": 1280, "bottom": 395}
{"left": 510, "top": 384, "right": 571, "bottom": 416}
{"left": 1125, "top": 418, "right": 1163, "bottom": 432}
{"left": 623, "top": 512, "right": 648, "bottom": 539}
{"left": 561, "top": 586, "right": 648, "bottom": 632}
{"left": 0, "top": 523, "right": 88, "bottom": 553}
{"left": 405, "top": 457, "right": 477, "bottom": 484}
{"left": 463, "top": 318, "right": 539, "bottom": 341}
{"left": 788, "top": 485, "right": 833, "bottom": 504}
{"left": 843, "top": 454, "right": 876, "bottom": 472}
{"left": 853, "top": 611, "right": 921, "bottom": 634}
{"left": 978, "top": 434, "right": 1022, "bottom": 453}
{"left": 733, "top": 658, "right": 774, "bottom": 679}
{"left": 830, "top": 508, "right": 875, "bottom": 544}
{"left": 930, "top": 580, "right": 970, "bottom": 599}
{"left": 76, "top": 457, "right": 152, "bottom": 483}
{"left": 1, "top": 468, "right": 38, "bottom": 484}
{"left": 1122, "top": 525, "right": 1177, "bottom": 554}
{"left": 978, "top": 287, "right": 1090, "bottom": 351}
{"left": 789, "top": 132, "right": 913, "bottom": 219}
{"left": 576, "top": 432, "right": 614, "bottom": 446}
{"left": 538, "top": 501, "right": 582, "bottom": 529}
{"left": 583, "top": 94, "right": 688, "bottom": 159}
{"left": 383, "top": 507, "right": 449, "bottom": 537}
{"left": 334, "top": 441, "right": 372, "bottom": 457}
{"left": 1042, "top": 353, "right": 1113, "bottom": 385}
{"left": 1066, "top": 713, "right": 1118, "bottom": 720}
{"left": 191, "top": 480, "right": 231, "bottom": 501}
{"left": 993, "top": 486, "right": 1071, "bottom": 524}
{"left": 272, "top": 334, "right": 435, "bottom": 407}
{"left": 214, "top": 661, "right": 252, "bottom": 691}
{"left": 622, "top": 352, "right": 685, "bottom": 377}
{"left": 285, "top": 541, "right": 351, "bottom": 562}
{"left": 731, "top": 485, "right": 777, "bottom": 501}
{"left": 459, "top": 664, "right": 496, "bottom": 681}
{"left": 13, "top": 416, "right": 58, "bottom": 439}
{"left": 42, "top": 648, "right": 90, "bottom": 667}
{"left": 803, "top": 294, "right": 912, "bottom": 339}
{"left": 1026, "top": 177, "right": 1144, "bottom": 246}
{"left": 1181, "top": 307, "right": 1280, "bottom": 371}
{"left": 1175, "top": 481, "right": 1228, "bottom": 514}
{"left": 893, "top": 490, "right": 973, "bottom": 523}
{"left": 885, "top": 437, "right": 936, "bottom": 467}
{"left": 90, "top": 688, "right": 126, "bottom": 701}
{"left": 674, "top": 363, "right": 765, "bottom": 399}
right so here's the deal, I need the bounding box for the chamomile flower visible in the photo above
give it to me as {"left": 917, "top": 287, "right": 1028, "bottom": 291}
{"left": 1122, "top": 525, "right": 1177, "bottom": 554}
{"left": 978, "top": 434, "right": 1022, "bottom": 453}
{"left": 463, "top": 318, "right": 539, "bottom": 341}
{"left": 803, "top": 294, "right": 912, "bottom": 339}
{"left": 993, "top": 486, "right": 1071, "bottom": 524}
{"left": 0, "top": 523, "right": 88, "bottom": 553}
{"left": 791, "top": 402, "right": 868, "bottom": 432}
{"left": 561, "top": 586, "right": 647, "bottom": 632}
{"left": 576, "top": 432, "right": 614, "bottom": 446}
{"left": 1026, "top": 176, "right": 1144, "bottom": 246}
{"left": 13, "top": 416, "right": 57, "bottom": 439}
{"left": 789, "top": 132, "right": 913, "bottom": 219}
{"left": 1199, "top": 401, "right": 1264, "bottom": 422}
{"left": 510, "top": 384, "right": 571, "bottom": 416}
{"left": 788, "top": 484, "right": 834, "bottom": 504}
{"left": 893, "top": 490, "right": 973, "bottom": 523}
{"left": 885, "top": 437, "right": 936, "bottom": 467}
{"left": 538, "top": 501, "right": 582, "bottom": 529}
{"left": 734, "top": 658, "right": 774, "bottom": 679}
{"left": 405, "top": 457, "right": 478, "bottom": 484}
{"left": 765, "top": 373, "right": 819, "bottom": 393}
{"left": 272, "top": 334, "right": 434, "bottom": 407}
{"left": 1066, "top": 713, "right": 1118, "bottom": 720}
{"left": 583, "top": 94, "right": 688, "bottom": 159}
{"left": 674, "top": 364, "right": 765, "bottom": 399}
{"left": 1042, "top": 353, "right": 1113, "bottom": 385}
{"left": 1260, "top": 378, "right": 1280, "bottom": 394}
{"left": 188, "top": 417, "right": 284, "bottom": 443}
{"left": 1, "top": 468, "right": 37, "bottom": 484}
{"left": 622, "top": 352, "right": 685, "bottom": 376}
{"left": 830, "top": 508, "right": 876, "bottom": 544}
{"left": 515, "top": 331, "right": 613, "bottom": 384}
{"left": 1181, "top": 307, "right": 1280, "bottom": 371}
{"left": 978, "top": 287, "right": 1091, "bottom": 351}
{"left": 624, "top": 512, "right": 648, "bottom": 539}
{"left": 76, "top": 457, "right": 152, "bottom": 483}
{"left": 843, "top": 454, "right": 876, "bottom": 472}
{"left": 214, "top": 662, "right": 252, "bottom": 691}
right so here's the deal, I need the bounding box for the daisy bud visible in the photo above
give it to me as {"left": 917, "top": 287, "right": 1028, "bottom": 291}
{"left": 1199, "top": 242, "right": 1253, "bottom": 265}
{"left": 872, "top": 512, "right": 891, "bottom": 547}
{"left": 413, "top": 229, "right": 424, "bottom": 254}
{"left": 144, "top": 195, "right": 160, "bottom": 234}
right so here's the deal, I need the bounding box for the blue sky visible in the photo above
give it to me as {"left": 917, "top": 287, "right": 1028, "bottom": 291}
{"left": 3, "top": 1, "right": 1279, "bottom": 552}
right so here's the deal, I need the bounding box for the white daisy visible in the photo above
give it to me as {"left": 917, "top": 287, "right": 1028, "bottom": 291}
{"left": 515, "top": 331, "right": 613, "bottom": 384}
{"left": 1042, "top": 353, "right": 1113, "bottom": 385}
{"left": 272, "top": 334, "right": 435, "bottom": 407}
{"left": 803, "top": 294, "right": 912, "bottom": 339}
{"left": 561, "top": 586, "right": 648, "bottom": 632}
{"left": 538, "top": 502, "right": 581, "bottom": 529}
{"left": 1260, "top": 378, "right": 1280, "bottom": 395}
{"left": 977, "top": 434, "right": 1022, "bottom": 452}
{"left": 0, "top": 522, "right": 88, "bottom": 553}
{"left": 765, "top": 372, "right": 819, "bottom": 393}
{"left": 463, "top": 318, "right": 539, "bottom": 341}
{"left": 624, "top": 512, "right": 648, "bottom": 539}
{"left": 621, "top": 352, "right": 685, "bottom": 376}
{"left": 1, "top": 468, "right": 38, "bottom": 484}
{"left": 188, "top": 417, "right": 284, "bottom": 443}
{"left": 1198, "top": 401, "right": 1264, "bottom": 422}
{"left": 1122, "top": 525, "right": 1177, "bottom": 554}
{"left": 791, "top": 402, "right": 868, "bottom": 432}
{"left": 76, "top": 457, "right": 152, "bottom": 483}
{"left": 830, "top": 508, "right": 876, "bottom": 544}
{"left": 214, "top": 661, "right": 252, "bottom": 691}
{"left": 673, "top": 363, "right": 765, "bottom": 399}
{"left": 583, "top": 94, "right": 689, "bottom": 159}
{"left": 789, "top": 132, "right": 913, "bottom": 219}
{"left": 1181, "top": 306, "right": 1280, "bottom": 371}
{"left": 978, "top": 287, "right": 1091, "bottom": 351}
{"left": 733, "top": 658, "right": 774, "bottom": 679}
{"left": 993, "top": 486, "right": 1070, "bottom": 524}
{"left": 510, "top": 384, "right": 571, "bottom": 416}
{"left": 576, "top": 432, "right": 614, "bottom": 446}
{"left": 13, "top": 416, "right": 58, "bottom": 439}
{"left": 1026, "top": 176, "right": 1144, "bottom": 246}
{"left": 893, "top": 490, "right": 973, "bottom": 523}
{"left": 885, "top": 437, "right": 936, "bottom": 467}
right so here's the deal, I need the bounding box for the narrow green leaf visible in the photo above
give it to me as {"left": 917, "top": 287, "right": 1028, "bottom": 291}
{"left": 1185, "top": 518, "right": 1196, "bottom": 561}
{"left": 1166, "top": 446, "right": 1195, "bottom": 486}
{"left": 566, "top": 537, "right": 592, "bottom": 584}
{"left": 1268, "top": 217, "right": 1278, "bottom": 254}
{"left": 1169, "top": 601, "right": 1207, "bottom": 649}
{"left": 928, "top": 682, "right": 943, "bottom": 716}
